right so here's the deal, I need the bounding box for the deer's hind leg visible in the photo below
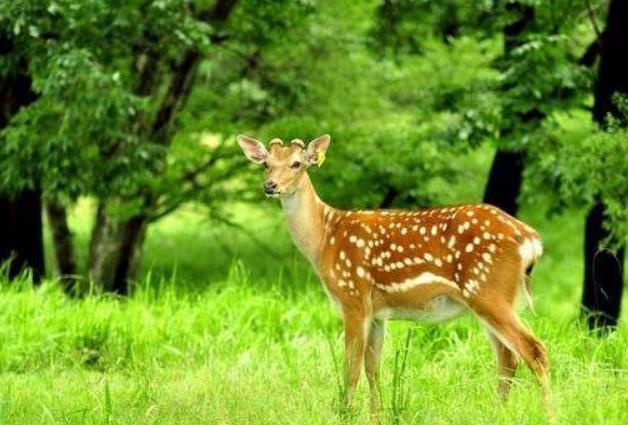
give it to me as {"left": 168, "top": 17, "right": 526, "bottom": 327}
{"left": 485, "top": 329, "right": 519, "bottom": 400}
{"left": 473, "top": 298, "right": 550, "bottom": 407}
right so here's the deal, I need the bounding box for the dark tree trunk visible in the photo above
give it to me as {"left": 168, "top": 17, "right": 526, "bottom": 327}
{"left": 482, "top": 150, "right": 525, "bottom": 216}
{"left": 582, "top": 203, "right": 625, "bottom": 329}
{"left": 0, "top": 35, "right": 44, "bottom": 282}
{"left": 482, "top": 3, "right": 541, "bottom": 216}
{"left": 45, "top": 202, "right": 78, "bottom": 292}
{"left": 581, "top": 0, "right": 627, "bottom": 330}
{"left": 88, "top": 205, "right": 147, "bottom": 295}
{"left": 0, "top": 190, "right": 45, "bottom": 282}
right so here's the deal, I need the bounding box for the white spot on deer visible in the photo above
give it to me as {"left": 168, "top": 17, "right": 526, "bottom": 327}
{"left": 338, "top": 279, "right": 347, "bottom": 288}
{"left": 465, "top": 243, "right": 474, "bottom": 253}
{"left": 357, "top": 239, "right": 365, "bottom": 248}
{"left": 482, "top": 252, "right": 492, "bottom": 264}
{"left": 434, "top": 258, "right": 443, "bottom": 267}
{"left": 455, "top": 251, "right": 461, "bottom": 259}
{"left": 396, "top": 261, "right": 404, "bottom": 268}
{"left": 413, "top": 257, "right": 424, "bottom": 264}
{"left": 463, "top": 289, "right": 470, "bottom": 298}
{"left": 345, "top": 258, "right": 352, "bottom": 267}
{"left": 356, "top": 266, "right": 365, "bottom": 278}
{"left": 349, "top": 235, "right": 357, "bottom": 243}
{"left": 384, "top": 265, "right": 390, "bottom": 272}
{"left": 401, "top": 228, "right": 408, "bottom": 235}
{"left": 397, "top": 245, "right": 404, "bottom": 253}
{"left": 466, "top": 210, "right": 474, "bottom": 217}
{"left": 419, "top": 226, "right": 426, "bottom": 235}
{"left": 448, "top": 236, "right": 456, "bottom": 248}
{"left": 403, "top": 258, "right": 413, "bottom": 265}
{"left": 446, "top": 254, "right": 453, "bottom": 262}
{"left": 431, "top": 225, "right": 438, "bottom": 236}
{"left": 483, "top": 232, "right": 491, "bottom": 240}
{"left": 456, "top": 263, "right": 463, "bottom": 271}
{"left": 457, "top": 224, "right": 465, "bottom": 234}
{"left": 330, "top": 236, "right": 336, "bottom": 245}
{"left": 473, "top": 237, "right": 481, "bottom": 245}
{"left": 464, "top": 222, "right": 471, "bottom": 230}
{"left": 488, "top": 244, "right": 496, "bottom": 253}
{"left": 348, "top": 280, "right": 355, "bottom": 289}
{"left": 339, "top": 250, "right": 346, "bottom": 260}
{"left": 424, "top": 253, "right": 434, "bottom": 262}
{"left": 381, "top": 272, "right": 459, "bottom": 293}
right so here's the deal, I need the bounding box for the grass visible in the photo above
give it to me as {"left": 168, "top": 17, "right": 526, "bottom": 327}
{"left": 4, "top": 147, "right": 628, "bottom": 424}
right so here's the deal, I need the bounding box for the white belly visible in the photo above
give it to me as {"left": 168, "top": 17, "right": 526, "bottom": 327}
{"left": 375, "top": 296, "right": 466, "bottom": 323}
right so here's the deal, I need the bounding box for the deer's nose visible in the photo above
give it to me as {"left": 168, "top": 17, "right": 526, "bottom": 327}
{"left": 264, "top": 180, "right": 278, "bottom": 194}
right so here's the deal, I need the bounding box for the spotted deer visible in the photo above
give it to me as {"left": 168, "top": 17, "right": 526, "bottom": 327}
{"left": 237, "top": 134, "right": 549, "bottom": 414}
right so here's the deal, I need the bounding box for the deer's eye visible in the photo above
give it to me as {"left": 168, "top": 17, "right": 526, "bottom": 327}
{"left": 291, "top": 161, "right": 301, "bottom": 169}
{"left": 263, "top": 162, "right": 270, "bottom": 170}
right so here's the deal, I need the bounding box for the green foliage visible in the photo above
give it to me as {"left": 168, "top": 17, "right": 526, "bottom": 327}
{"left": 0, "top": 0, "right": 624, "bottom": 241}
{"left": 528, "top": 103, "right": 628, "bottom": 240}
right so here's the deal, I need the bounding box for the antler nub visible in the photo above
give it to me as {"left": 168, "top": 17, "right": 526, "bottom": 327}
{"left": 268, "top": 138, "right": 284, "bottom": 149}
{"left": 290, "top": 139, "right": 305, "bottom": 148}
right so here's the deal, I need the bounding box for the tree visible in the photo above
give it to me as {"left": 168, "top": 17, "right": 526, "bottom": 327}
{"left": 482, "top": 2, "right": 540, "bottom": 216}
{"left": 0, "top": 32, "right": 44, "bottom": 282}
{"left": 0, "top": 0, "right": 317, "bottom": 293}
{"left": 581, "top": 0, "right": 627, "bottom": 330}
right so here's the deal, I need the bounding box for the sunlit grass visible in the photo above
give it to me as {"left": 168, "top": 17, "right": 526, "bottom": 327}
{"left": 0, "top": 258, "right": 626, "bottom": 424}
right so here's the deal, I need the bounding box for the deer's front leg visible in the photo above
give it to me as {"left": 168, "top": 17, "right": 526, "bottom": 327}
{"left": 342, "top": 308, "right": 369, "bottom": 409}
{"left": 365, "top": 318, "right": 385, "bottom": 419}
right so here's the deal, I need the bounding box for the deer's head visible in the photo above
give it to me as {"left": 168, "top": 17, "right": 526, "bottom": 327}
{"left": 237, "top": 135, "right": 331, "bottom": 198}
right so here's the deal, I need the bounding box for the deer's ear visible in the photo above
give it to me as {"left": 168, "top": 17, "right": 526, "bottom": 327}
{"left": 237, "top": 135, "right": 268, "bottom": 164}
{"left": 306, "top": 134, "right": 331, "bottom": 167}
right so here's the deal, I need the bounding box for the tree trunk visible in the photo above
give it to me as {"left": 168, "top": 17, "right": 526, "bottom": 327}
{"left": 582, "top": 0, "right": 627, "bottom": 331}
{"left": 45, "top": 202, "right": 78, "bottom": 292}
{"left": 482, "top": 150, "right": 525, "bottom": 216}
{"left": 88, "top": 204, "right": 148, "bottom": 295}
{"left": 0, "top": 190, "right": 45, "bottom": 282}
{"left": 0, "top": 35, "right": 44, "bottom": 283}
{"left": 582, "top": 202, "right": 625, "bottom": 329}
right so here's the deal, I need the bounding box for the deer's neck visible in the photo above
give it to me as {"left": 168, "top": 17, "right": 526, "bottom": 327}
{"left": 280, "top": 173, "right": 330, "bottom": 265}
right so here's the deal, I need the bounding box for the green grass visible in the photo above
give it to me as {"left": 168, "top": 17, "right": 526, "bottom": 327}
{"left": 5, "top": 149, "right": 628, "bottom": 424}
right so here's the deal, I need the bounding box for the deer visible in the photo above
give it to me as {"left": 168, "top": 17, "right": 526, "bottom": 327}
{"left": 236, "top": 134, "right": 549, "bottom": 416}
